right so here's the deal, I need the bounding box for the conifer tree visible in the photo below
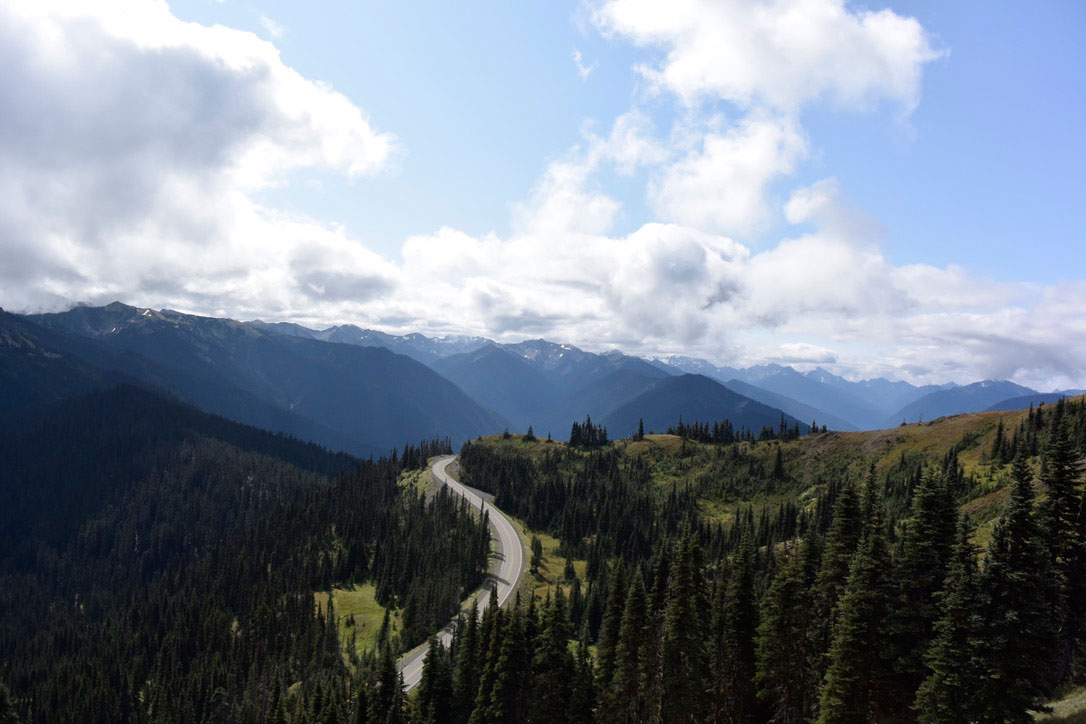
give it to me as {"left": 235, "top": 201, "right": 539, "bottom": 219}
{"left": 569, "top": 628, "right": 597, "bottom": 724}
{"left": 416, "top": 636, "right": 453, "bottom": 724}
{"left": 469, "top": 598, "right": 504, "bottom": 724}
{"left": 817, "top": 496, "right": 896, "bottom": 724}
{"left": 1039, "top": 417, "right": 1084, "bottom": 681}
{"left": 756, "top": 544, "right": 812, "bottom": 723}
{"left": 979, "top": 451, "right": 1057, "bottom": 722}
{"left": 595, "top": 562, "right": 627, "bottom": 688}
{"left": 891, "top": 470, "right": 958, "bottom": 704}
{"left": 914, "top": 521, "right": 985, "bottom": 724}
{"left": 991, "top": 418, "right": 1006, "bottom": 462}
{"left": 606, "top": 568, "right": 648, "bottom": 722}
{"left": 808, "top": 483, "right": 863, "bottom": 695}
{"left": 639, "top": 547, "right": 672, "bottom": 722}
{"left": 658, "top": 534, "right": 711, "bottom": 722}
{"left": 529, "top": 589, "right": 576, "bottom": 724}
{"left": 530, "top": 536, "right": 543, "bottom": 576}
{"left": 564, "top": 555, "right": 576, "bottom": 581}
{"left": 481, "top": 606, "right": 530, "bottom": 724}
{"left": 453, "top": 604, "right": 481, "bottom": 721}
{"left": 718, "top": 532, "right": 758, "bottom": 722}
{"left": 352, "top": 678, "right": 370, "bottom": 724}
{"left": 371, "top": 646, "right": 405, "bottom": 724}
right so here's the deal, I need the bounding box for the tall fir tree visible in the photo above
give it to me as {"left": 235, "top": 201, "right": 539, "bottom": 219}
{"left": 756, "top": 543, "right": 813, "bottom": 724}
{"left": 808, "top": 483, "right": 863, "bottom": 701}
{"left": 979, "top": 451, "right": 1057, "bottom": 723}
{"left": 891, "top": 470, "right": 958, "bottom": 709}
{"left": 452, "top": 604, "right": 481, "bottom": 722}
{"left": 657, "top": 534, "right": 711, "bottom": 723}
{"left": 605, "top": 568, "right": 649, "bottom": 723}
{"left": 416, "top": 636, "right": 453, "bottom": 724}
{"left": 914, "top": 520, "right": 986, "bottom": 724}
{"left": 370, "top": 645, "right": 405, "bottom": 724}
{"left": 469, "top": 599, "right": 504, "bottom": 724}
{"left": 529, "top": 588, "right": 576, "bottom": 724}
{"left": 480, "top": 606, "right": 530, "bottom": 724}
{"left": 817, "top": 494, "right": 897, "bottom": 724}
{"left": 717, "top": 532, "right": 759, "bottom": 722}
{"left": 1039, "top": 416, "right": 1085, "bottom": 682}
{"left": 595, "top": 562, "right": 627, "bottom": 690}
{"left": 569, "top": 628, "right": 598, "bottom": 724}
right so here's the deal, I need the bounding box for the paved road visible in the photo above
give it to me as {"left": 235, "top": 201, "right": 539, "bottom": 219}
{"left": 398, "top": 454, "right": 525, "bottom": 690}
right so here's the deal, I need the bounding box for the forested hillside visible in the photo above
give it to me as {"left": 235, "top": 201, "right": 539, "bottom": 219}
{"left": 440, "top": 397, "right": 1086, "bottom": 723}
{"left": 0, "top": 386, "right": 487, "bottom": 723}
{"left": 1, "top": 378, "right": 1082, "bottom": 722}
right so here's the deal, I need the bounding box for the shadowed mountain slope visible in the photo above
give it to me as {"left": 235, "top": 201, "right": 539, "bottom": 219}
{"left": 601, "top": 373, "right": 808, "bottom": 438}
{"left": 24, "top": 303, "right": 507, "bottom": 454}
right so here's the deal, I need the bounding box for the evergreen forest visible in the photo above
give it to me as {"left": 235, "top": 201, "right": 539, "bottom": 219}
{"left": 1, "top": 386, "right": 1083, "bottom": 723}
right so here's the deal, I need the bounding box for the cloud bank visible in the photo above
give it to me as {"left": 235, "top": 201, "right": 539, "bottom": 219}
{"left": 0, "top": 0, "right": 1082, "bottom": 391}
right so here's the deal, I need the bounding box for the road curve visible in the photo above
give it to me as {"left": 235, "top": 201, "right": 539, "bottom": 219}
{"left": 398, "top": 454, "right": 525, "bottom": 690}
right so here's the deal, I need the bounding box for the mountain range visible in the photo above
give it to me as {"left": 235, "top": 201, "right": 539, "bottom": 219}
{"left": 5, "top": 303, "right": 505, "bottom": 456}
{"left": 2, "top": 302, "right": 1077, "bottom": 456}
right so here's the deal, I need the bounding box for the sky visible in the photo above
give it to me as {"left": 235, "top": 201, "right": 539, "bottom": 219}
{"left": 1, "top": 0, "right": 1084, "bottom": 389}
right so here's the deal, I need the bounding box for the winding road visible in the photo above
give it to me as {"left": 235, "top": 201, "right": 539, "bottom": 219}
{"left": 397, "top": 454, "right": 525, "bottom": 690}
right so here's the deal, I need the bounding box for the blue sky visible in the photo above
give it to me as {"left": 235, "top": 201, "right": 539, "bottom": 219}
{"left": 167, "top": 0, "right": 1085, "bottom": 280}
{"left": 1, "top": 0, "right": 1083, "bottom": 388}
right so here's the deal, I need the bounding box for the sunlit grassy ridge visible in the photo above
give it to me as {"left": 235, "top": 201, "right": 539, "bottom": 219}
{"left": 468, "top": 395, "right": 1084, "bottom": 539}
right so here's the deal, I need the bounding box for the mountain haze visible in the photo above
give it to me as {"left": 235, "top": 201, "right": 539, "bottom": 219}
{"left": 601, "top": 373, "right": 808, "bottom": 438}
{"left": 23, "top": 303, "right": 507, "bottom": 454}
{"left": 888, "top": 379, "right": 1037, "bottom": 427}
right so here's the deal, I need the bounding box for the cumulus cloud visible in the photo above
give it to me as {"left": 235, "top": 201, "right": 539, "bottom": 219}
{"left": 0, "top": 0, "right": 396, "bottom": 315}
{"left": 594, "top": 0, "right": 942, "bottom": 112}
{"left": 511, "top": 111, "right": 668, "bottom": 235}
{"left": 389, "top": 213, "right": 1085, "bottom": 388}
{"left": 591, "top": 0, "right": 941, "bottom": 242}
{"left": 649, "top": 116, "right": 806, "bottom": 235}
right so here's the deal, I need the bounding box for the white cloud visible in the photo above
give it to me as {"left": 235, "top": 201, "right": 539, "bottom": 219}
{"left": 594, "top": 0, "right": 942, "bottom": 113}
{"left": 648, "top": 116, "right": 806, "bottom": 235}
{"left": 511, "top": 111, "right": 668, "bottom": 235}
{"left": 0, "top": 0, "right": 396, "bottom": 316}
{"left": 258, "top": 14, "right": 285, "bottom": 39}
{"left": 389, "top": 211, "right": 1084, "bottom": 388}
{"left": 511, "top": 156, "right": 621, "bottom": 236}
{"left": 774, "top": 343, "right": 839, "bottom": 364}
{"left": 572, "top": 48, "right": 597, "bottom": 80}
{"left": 785, "top": 178, "right": 839, "bottom": 224}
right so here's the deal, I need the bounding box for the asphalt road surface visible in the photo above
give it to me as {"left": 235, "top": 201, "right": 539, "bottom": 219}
{"left": 398, "top": 454, "right": 525, "bottom": 690}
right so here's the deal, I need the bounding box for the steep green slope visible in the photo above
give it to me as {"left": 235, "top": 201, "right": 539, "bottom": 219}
{"left": 0, "top": 385, "right": 486, "bottom": 723}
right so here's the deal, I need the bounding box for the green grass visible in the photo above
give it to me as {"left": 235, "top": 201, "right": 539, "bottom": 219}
{"left": 1036, "top": 686, "right": 1086, "bottom": 722}
{"left": 314, "top": 583, "right": 402, "bottom": 662}
{"left": 398, "top": 467, "right": 434, "bottom": 496}
{"left": 518, "top": 525, "right": 588, "bottom": 600}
